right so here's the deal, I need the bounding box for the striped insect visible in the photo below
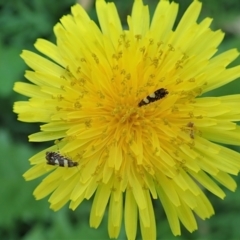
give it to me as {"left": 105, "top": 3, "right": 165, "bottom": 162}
{"left": 138, "top": 88, "right": 169, "bottom": 107}
{"left": 46, "top": 151, "right": 79, "bottom": 167}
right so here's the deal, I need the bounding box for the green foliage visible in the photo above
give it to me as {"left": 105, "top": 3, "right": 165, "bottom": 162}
{"left": 1, "top": 0, "right": 240, "bottom": 239}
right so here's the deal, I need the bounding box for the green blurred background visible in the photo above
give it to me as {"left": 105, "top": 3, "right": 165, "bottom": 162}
{"left": 1, "top": 0, "right": 240, "bottom": 239}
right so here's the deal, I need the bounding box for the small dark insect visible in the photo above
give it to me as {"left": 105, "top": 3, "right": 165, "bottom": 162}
{"left": 138, "top": 88, "right": 168, "bottom": 107}
{"left": 46, "top": 151, "right": 78, "bottom": 167}
{"left": 187, "top": 122, "right": 195, "bottom": 139}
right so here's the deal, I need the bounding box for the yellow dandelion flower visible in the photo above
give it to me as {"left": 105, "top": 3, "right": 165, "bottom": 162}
{"left": 13, "top": 0, "right": 240, "bottom": 239}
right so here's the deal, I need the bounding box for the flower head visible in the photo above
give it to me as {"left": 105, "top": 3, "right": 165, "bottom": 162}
{"left": 13, "top": 0, "right": 240, "bottom": 239}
